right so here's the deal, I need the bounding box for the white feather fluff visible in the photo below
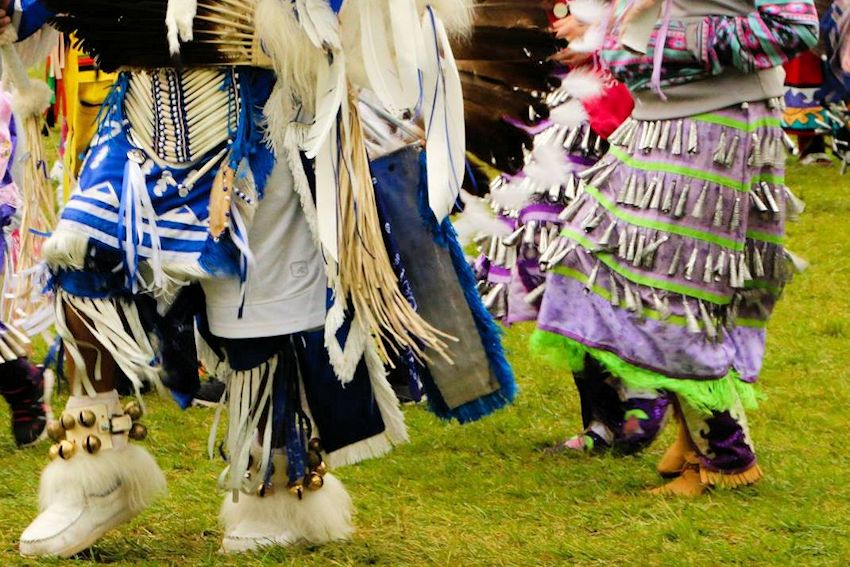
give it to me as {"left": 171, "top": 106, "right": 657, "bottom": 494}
{"left": 489, "top": 178, "right": 534, "bottom": 211}
{"left": 559, "top": 68, "right": 605, "bottom": 101}
{"left": 549, "top": 99, "right": 589, "bottom": 129}
{"left": 454, "top": 190, "right": 510, "bottom": 245}
{"left": 525, "top": 143, "right": 573, "bottom": 188}
{"left": 569, "top": 0, "right": 609, "bottom": 25}
{"left": 569, "top": 24, "right": 606, "bottom": 53}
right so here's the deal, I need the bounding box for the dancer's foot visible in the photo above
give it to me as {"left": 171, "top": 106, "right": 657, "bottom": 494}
{"left": 220, "top": 451, "right": 353, "bottom": 554}
{"left": 649, "top": 464, "right": 706, "bottom": 497}
{"left": 0, "top": 359, "right": 47, "bottom": 447}
{"left": 656, "top": 419, "right": 691, "bottom": 478}
{"left": 545, "top": 428, "right": 610, "bottom": 455}
{"left": 19, "top": 392, "right": 165, "bottom": 557}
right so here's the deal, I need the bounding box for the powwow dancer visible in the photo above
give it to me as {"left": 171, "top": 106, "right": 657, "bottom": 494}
{"left": 0, "top": 87, "right": 47, "bottom": 448}
{"left": 532, "top": 0, "right": 819, "bottom": 495}
{"left": 7, "top": 0, "right": 516, "bottom": 557}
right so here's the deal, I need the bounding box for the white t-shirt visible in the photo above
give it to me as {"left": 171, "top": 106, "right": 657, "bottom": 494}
{"left": 201, "top": 162, "right": 327, "bottom": 338}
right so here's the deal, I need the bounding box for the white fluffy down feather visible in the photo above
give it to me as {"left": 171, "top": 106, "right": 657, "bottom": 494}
{"left": 489, "top": 179, "right": 534, "bottom": 212}
{"left": 525, "top": 143, "right": 574, "bottom": 188}
{"left": 569, "top": 0, "right": 609, "bottom": 25}
{"left": 454, "top": 190, "right": 510, "bottom": 245}
{"left": 549, "top": 99, "right": 588, "bottom": 129}
{"left": 559, "top": 68, "right": 605, "bottom": 101}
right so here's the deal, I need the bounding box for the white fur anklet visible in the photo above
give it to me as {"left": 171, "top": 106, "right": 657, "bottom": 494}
{"left": 20, "top": 392, "right": 166, "bottom": 557}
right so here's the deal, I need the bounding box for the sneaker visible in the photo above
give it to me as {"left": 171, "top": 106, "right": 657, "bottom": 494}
{"left": 193, "top": 378, "right": 226, "bottom": 407}
{"left": 0, "top": 359, "right": 47, "bottom": 447}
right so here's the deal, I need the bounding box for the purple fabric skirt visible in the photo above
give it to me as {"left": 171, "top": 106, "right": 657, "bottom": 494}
{"left": 537, "top": 100, "right": 795, "bottom": 384}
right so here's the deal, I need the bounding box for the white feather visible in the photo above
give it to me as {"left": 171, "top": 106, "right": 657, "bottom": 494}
{"left": 417, "top": 0, "right": 474, "bottom": 36}
{"left": 569, "top": 0, "right": 609, "bottom": 26}
{"left": 549, "top": 99, "right": 588, "bottom": 128}
{"left": 489, "top": 178, "right": 534, "bottom": 211}
{"left": 453, "top": 190, "right": 510, "bottom": 246}
{"left": 569, "top": 24, "right": 606, "bottom": 53}
{"left": 297, "top": 0, "right": 342, "bottom": 49}
{"left": 359, "top": 0, "right": 406, "bottom": 110}
{"left": 314, "top": 122, "right": 340, "bottom": 261}
{"left": 303, "top": 52, "right": 346, "bottom": 159}
{"left": 389, "top": 0, "right": 425, "bottom": 109}
{"left": 559, "top": 68, "right": 605, "bottom": 101}
{"left": 421, "top": 8, "right": 465, "bottom": 222}
{"left": 525, "top": 142, "right": 574, "bottom": 187}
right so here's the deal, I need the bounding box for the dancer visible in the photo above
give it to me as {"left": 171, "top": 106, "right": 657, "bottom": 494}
{"left": 532, "top": 0, "right": 819, "bottom": 494}
{"left": 0, "top": 87, "right": 47, "bottom": 448}
{"left": 7, "top": 0, "right": 516, "bottom": 557}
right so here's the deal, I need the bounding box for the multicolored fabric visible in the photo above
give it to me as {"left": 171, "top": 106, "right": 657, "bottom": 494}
{"left": 783, "top": 50, "right": 832, "bottom": 132}
{"left": 534, "top": 100, "right": 796, "bottom": 415}
{"left": 602, "top": 0, "right": 820, "bottom": 91}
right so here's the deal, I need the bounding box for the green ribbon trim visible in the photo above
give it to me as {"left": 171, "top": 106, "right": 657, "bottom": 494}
{"left": 530, "top": 329, "right": 760, "bottom": 414}
{"left": 609, "top": 147, "right": 786, "bottom": 192}
{"left": 551, "top": 265, "right": 767, "bottom": 328}
{"left": 559, "top": 227, "right": 732, "bottom": 305}
{"left": 691, "top": 112, "right": 782, "bottom": 132}
{"left": 581, "top": 184, "right": 744, "bottom": 251}
{"left": 746, "top": 229, "right": 785, "bottom": 246}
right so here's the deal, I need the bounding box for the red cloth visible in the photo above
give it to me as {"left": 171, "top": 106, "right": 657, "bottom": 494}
{"left": 582, "top": 79, "right": 634, "bottom": 139}
{"left": 784, "top": 51, "right": 825, "bottom": 88}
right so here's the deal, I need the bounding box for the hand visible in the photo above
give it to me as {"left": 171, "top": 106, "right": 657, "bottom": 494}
{"left": 552, "top": 15, "right": 588, "bottom": 43}
{"left": 166, "top": 0, "right": 197, "bottom": 56}
{"left": 0, "top": 0, "right": 12, "bottom": 30}
{"left": 550, "top": 47, "right": 592, "bottom": 67}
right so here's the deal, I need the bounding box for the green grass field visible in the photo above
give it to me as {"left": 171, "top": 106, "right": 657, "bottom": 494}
{"left": 0, "top": 161, "right": 848, "bottom": 566}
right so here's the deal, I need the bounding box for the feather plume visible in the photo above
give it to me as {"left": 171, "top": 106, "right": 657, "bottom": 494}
{"left": 453, "top": 190, "right": 510, "bottom": 246}
{"left": 549, "top": 98, "right": 588, "bottom": 128}
{"left": 489, "top": 177, "right": 534, "bottom": 211}
{"left": 559, "top": 67, "right": 605, "bottom": 101}
{"left": 303, "top": 51, "right": 346, "bottom": 159}
{"left": 568, "top": 23, "right": 606, "bottom": 53}
{"left": 297, "top": 0, "right": 342, "bottom": 49}
{"left": 419, "top": 0, "right": 473, "bottom": 36}
{"left": 524, "top": 142, "right": 573, "bottom": 188}
{"left": 569, "top": 0, "right": 609, "bottom": 26}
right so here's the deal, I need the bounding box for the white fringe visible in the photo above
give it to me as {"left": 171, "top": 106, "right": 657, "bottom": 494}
{"left": 55, "top": 290, "right": 161, "bottom": 398}
{"left": 39, "top": 443, "right": 166, "bottom": 515}
{"left": 41, "top": 229, "right": 91, "bottom": 271}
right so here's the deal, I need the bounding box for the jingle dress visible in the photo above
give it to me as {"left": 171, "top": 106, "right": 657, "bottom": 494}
{"left": 533, "top": 0, "right": 819, "bottom": 482}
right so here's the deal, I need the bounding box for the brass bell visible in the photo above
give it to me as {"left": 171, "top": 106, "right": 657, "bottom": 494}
{"left": 84, "top": 435, "right": 102, "bottom": 454}
{"left": 128, "top": 423, "right": 148, "bottom": 441}
{"left": 78, "top": 410, "right": 97, "bottom": 428}
{"left": 307, "top": 438, "right": 323, "bottom": 452}
{"left": 314, "top": 461, "right": 328, "bottom": 477}
{"left": 288, "top": 481, "right": 304, "bottom": 500}
{"left": 48, "top": 443, "right": 61, "bottom": 460}
{"left": 60, "top": 413, "right": 76, "bottom": 430}
{"left": 124, "top": 401, "right": 143, "bottom": 421}
{"left": 46, "top": 421, "right": 66, "bottom": 442}
{"left": 307, "top": 451, "right": 322, "bottom": 468}
{"left": 57, "top": 440, "right": 76, "bottom": 460}
{"left": 306, "top": 472, "right": 324, "bottom": 491}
